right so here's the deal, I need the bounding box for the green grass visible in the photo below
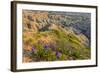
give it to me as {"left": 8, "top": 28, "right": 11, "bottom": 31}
{"left": 23, "top": 25, "right": 91, "bottom": 61}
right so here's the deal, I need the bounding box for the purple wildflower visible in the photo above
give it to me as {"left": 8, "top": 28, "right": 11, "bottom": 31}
{"left": 44, "top": 44, "right": 49, "bottom": 50}
{"left": 32, "top": 46, "right": 35, "bottom": 52}
{"left": 56, "top": 51, "right": 59, "bottom": 59}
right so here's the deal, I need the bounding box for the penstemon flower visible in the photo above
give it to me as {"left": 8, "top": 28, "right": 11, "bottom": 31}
{"left": 44, "top": 44, "right": 49, "bottom": 50}
{"left": 32, "top": 46, "right": 35, "bottom": 52}
{"left": 56, "top": 51, "right": 59, "bottom": 59}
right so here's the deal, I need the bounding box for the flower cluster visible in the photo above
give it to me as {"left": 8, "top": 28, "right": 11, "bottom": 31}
{"left": 44, "top": 44, "right": 49, "bottom": 50}
{"left": 56, "top": 51, "right": 59, "bottom": 59}
{"left": 32, "top": 46, "right": 35, "bottom": 52}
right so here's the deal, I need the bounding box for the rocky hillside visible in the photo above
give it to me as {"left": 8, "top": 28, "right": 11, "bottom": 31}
{"left": 22, "top": 10, "right": 91, "bottom": 63}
